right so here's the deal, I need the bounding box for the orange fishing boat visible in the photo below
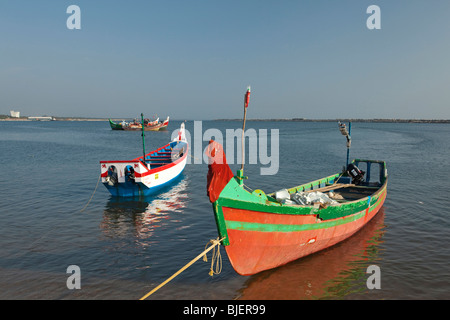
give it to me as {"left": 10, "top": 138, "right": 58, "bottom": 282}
{"left": 205, "top": 88, "right": 388, "bottom": 276}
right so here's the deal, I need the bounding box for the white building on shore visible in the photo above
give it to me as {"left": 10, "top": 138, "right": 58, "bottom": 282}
{"left": 10, "top": 110, "right": 20, "bottom": 118}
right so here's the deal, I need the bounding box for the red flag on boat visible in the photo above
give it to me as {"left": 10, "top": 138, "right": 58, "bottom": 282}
{"left": 206, "top": 140, "right": 234, "bottom": 203}
{"left": 244, "top": 86, "right": 251, "bottom": 108}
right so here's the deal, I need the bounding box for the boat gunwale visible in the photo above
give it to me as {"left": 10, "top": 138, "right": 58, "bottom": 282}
{"left": 217, "top": 178, "right": 387, "bottom": 215}
{"left": 213, "top": 177, "right": 387, "bottom": 246}
{"left": 212, "top": 159, "right": 387, "bottom": 246}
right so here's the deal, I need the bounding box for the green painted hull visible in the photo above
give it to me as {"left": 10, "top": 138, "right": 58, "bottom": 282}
{"left": 109, "top": 119, "right": 123, "bottom": 130}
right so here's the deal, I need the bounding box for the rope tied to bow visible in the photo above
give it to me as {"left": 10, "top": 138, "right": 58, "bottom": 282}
{"left": 203, "top": 237, "right": 223, "bottom": 276}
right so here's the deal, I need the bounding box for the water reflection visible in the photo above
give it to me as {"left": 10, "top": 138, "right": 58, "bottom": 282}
{"left": 100, "top": 176, "right": 189, "bottom": 240}
{"left": 237, "top": 208, "right": 386, "bottom": 300}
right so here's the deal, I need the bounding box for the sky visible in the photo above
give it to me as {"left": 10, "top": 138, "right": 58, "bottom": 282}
{"left": 1, "top": 0, "right": 449, "bottom": 120}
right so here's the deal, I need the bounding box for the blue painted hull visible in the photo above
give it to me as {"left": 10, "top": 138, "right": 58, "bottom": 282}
{"left": 104, "top": 170, "right": 184, "bottom": 197}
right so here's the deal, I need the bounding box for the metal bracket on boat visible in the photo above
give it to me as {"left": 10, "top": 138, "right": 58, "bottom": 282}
{"left": 236, "top": 169, "right": 248, "bottom": 186}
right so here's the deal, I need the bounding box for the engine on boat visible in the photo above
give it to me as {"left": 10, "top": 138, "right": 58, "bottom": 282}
{"left": 346, "top": 163, "right": 365, "bottom": 185}
{"left": 106, "top": 165, "right": 118, "bottom": 186}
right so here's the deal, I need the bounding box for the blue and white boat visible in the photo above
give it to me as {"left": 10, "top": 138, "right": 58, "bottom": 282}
{"left": 100, "top": 122, "right": 188, "bottom": 197}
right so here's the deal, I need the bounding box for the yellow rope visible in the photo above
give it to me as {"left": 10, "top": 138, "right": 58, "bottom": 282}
{"left": 139, "top": 237, "right": 224, "bottom": 300}
{"left": 203, "top": 238, "right": 223, "bottom": 276}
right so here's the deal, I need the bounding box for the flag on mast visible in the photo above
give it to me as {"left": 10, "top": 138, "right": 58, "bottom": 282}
{"left": 244, "top": 86, "right": 251, "bottom": 108}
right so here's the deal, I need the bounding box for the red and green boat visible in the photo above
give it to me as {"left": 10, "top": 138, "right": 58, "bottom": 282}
{"left": 205, "top": 89, "right": 388, "bottom": 276}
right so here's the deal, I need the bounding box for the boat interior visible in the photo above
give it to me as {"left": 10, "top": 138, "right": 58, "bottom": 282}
{"left": 268, "top": 160, "right": 387, "bottom": 205}
{"left": 137, "top": 141, "right": 187, "bottom": 169}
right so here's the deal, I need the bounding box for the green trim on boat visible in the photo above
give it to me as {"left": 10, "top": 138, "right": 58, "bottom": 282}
{"left": 212, "top": 202, "right": 230, "bottom": 246}
{"left": 225, "top": 210, "right": 365, "bottom": 233}
{"left": 213, "top": 159, "right": 387, "bottom": 246}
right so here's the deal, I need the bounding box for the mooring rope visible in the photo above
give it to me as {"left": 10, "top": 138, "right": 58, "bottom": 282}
{"left": 203, "top": 238, "right": 223, "bottom": 276}
{"left": 139, "top": 237, "right": 225, "bottom": 300}
{"left": 80, "top": 174, "right": 101, "bottom": 212}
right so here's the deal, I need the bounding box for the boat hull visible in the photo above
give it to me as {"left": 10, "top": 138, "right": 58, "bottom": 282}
{"left": 218, "top": 186, "right": 386, "bottom": 275}
{"left": 109, "top": 119, "right": 123, "bottom": 130}
{"left": 123, "top": 123, "right": 168, "bottom": 131}
{"left": 109, "top": 118, "right": 169, "bottom": 131}
{"left": 101, "top": 123, "right": 187, "bottom": 197}
{"left": 102, "top": 159, "right": 186, "bottom": 197}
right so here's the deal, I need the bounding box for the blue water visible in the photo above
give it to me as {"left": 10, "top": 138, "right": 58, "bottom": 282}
{"left": 0, "top": 120, "right": 449, "bottom": 299}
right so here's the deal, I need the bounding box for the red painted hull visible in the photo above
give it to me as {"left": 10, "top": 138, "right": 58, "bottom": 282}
{"left": 222, "top": 189, "right": 386, "bottom": 276}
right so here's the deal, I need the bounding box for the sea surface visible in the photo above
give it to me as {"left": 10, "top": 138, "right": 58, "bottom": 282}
{"left": 0, "top": 120, "right": 449, "bottom": 300}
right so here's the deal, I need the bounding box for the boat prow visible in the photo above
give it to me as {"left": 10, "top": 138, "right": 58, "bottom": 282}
{"left": 109, "top": 119, "right": 124, "bottom": 130}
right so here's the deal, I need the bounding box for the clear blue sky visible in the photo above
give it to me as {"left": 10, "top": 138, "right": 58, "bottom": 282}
{"left": 1, "top": 0, "right": 449, "bottom": 119}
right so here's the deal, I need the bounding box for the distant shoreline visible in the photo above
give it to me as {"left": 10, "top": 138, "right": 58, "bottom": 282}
{"left": 213, "top": 118, "right": 450, "bottom": 123}
{"left": 1, "top": 117, "right": 449, "bottom": 123}
{"left": 0, "top": 117, "right": 115, "bottom": 122}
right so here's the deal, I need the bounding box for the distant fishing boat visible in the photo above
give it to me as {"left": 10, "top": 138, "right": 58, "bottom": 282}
{"left": 109, "top": 116, "right": 169, "bottom": 131}
{"left": 205, "top": 88, "right": 388, "bottom": 276}
{"left": 101, "top": 115, "right": 187, "bottom": 197}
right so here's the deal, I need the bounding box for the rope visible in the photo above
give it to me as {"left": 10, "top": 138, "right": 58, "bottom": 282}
{"left": 139, "top": 237, "right": 225, "bottom": 300}
{"left": 80, "top": 174, "right": 101, "bottom": 212}
{"left": 188, "top": 153, "right": 201, "bottom": 161}
{"left": 203, "top": 238, "right": 223, "bottom": 276}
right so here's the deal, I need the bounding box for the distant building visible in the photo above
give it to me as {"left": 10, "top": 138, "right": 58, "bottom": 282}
{"left": 10, "top": 110, "right": 20, "bottom": 118}
{"left": 28, "top": 116, "right": 55, "bottom": 121}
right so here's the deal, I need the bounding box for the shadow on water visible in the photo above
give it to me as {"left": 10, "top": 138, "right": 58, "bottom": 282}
{"left": 236, "top": 207, "right": 387, "bottom": 300}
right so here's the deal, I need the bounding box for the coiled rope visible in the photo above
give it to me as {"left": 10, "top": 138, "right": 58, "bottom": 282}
{"left": 139, "top": 237, "right": 225, "bottom": 300}
{"left": 203, "top": 238, "right": 223, "bottom": 276}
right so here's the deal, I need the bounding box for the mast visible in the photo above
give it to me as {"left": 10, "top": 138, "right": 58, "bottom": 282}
{"left": 338, "top": 121, "right": 351, "bottom": 167}
{"left": 141, "top": 113, "right": 147, "bottom": 167}
{"left": 237, "top": 86, "right": 251, "bottom": 186}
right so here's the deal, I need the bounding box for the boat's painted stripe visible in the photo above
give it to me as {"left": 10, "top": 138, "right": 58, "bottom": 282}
{"left": 368, "top": 187, "right": 386, "bottom": 213}
{"left": 104, "top": 168, "right": 184, "bottom": 197}
{"left": 225, "top": 210, "right": 365, "bottom": 232}
{"left": 223, "top": 187, "right": 386, "bottom": 233}
{"left": 101, "top": 142, "right": 188, "bottom": 177}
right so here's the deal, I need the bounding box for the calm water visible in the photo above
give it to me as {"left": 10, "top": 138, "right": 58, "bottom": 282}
{"left": 0, "top": 120, "right": 449, "bottom": 300}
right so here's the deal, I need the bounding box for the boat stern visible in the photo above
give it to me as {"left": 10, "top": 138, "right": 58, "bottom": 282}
{"left": 100, "top": 160, "right": 150, "bottom": 196}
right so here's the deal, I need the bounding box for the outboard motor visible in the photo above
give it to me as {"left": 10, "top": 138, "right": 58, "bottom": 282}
{"left": 346, "top": 163, "right": 365, "bottom": 185}
{"left": 106, "top": 166, "right": 118, "bottom": 186}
